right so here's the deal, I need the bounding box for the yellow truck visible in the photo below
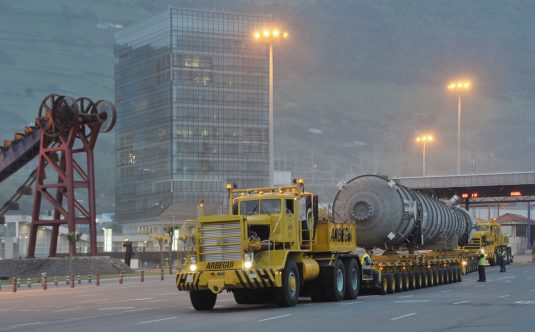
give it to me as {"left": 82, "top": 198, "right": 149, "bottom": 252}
{"left": 464, "top": 220, "right": 512, "bottom": 265}
{"left": 176, "top": 175, "right": 480, "bottom": 310}
{"left": 177, "top": 180, "right": 360, "bottom": 310}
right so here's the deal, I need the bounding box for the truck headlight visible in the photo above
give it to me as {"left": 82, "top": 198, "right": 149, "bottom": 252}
{"left": 190, "top": 256, "right": 197, "bottom": 264}
{"left": 243, "top": 253, "right": 253, "bottom": 269}
{"left": 189, "top": 264, "right": 197, "bottom": 272}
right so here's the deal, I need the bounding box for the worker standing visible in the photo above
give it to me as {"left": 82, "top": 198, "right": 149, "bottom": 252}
{"left": 361, "top": 249, "right": 379, "bottom": 288}
{"left": 499, "top": 249, "right": 507, "bottom": 272}
{"left": 477, "top": 250, "right": 490, "bottom": 282}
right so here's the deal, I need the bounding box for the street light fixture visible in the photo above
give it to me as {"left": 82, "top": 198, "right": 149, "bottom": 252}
{"left": 253, "top": 27, "right": 288, "bottom": 185}
{"left": 447, "top": 80, "right": 472, "bottom": 174}
{"left": 416, "top": 134, "right": 434, "bottom": 176}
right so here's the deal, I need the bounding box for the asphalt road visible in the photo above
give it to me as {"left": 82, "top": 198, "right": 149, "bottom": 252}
{"left": 0, "top": 264, "right": 534, "bottom": 332}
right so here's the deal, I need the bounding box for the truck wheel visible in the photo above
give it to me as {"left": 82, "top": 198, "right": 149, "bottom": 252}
{"left": 233, "top": 290, "right": 249, "bottom": 304}
{"left": 457, "top": 266, "right": 463, "bottom": 282}
{"left": 426, "top": 269, "right": 433, "bottom": 287}
{"left": 344, "top": 258, "right": 360, "bottom": 300}
{"left": 386, "top": 273, "right": 396, "bottom": 294}
{"left": 324, "top": 259, "right": 346, "bottom": 301}
{"left": 401, "top": 272, "right": 410, "bottom": 291}
{"left": 393, "top": 273, "right": 402, "bottom": 292}
{"left": 420, "top": 270, "right": 428, "bottom": 288}
{"left": 275, "top": 261, "right": 300, "bottom": 307}
{"left": 408, "top": 271, "right": 416, "bottom": 290}
{"left": 190, "top": 290, "right": 217, "bottom": 311}
{"left": 380, "top": 275, "right": 388, "bottom": 295}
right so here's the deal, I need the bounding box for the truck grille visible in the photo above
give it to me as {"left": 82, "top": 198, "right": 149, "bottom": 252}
{"left": 199, "top": 221, "right": 242, "bottom": 262}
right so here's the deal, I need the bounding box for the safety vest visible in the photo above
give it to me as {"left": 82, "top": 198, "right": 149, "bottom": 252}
{"left": 500, "top": 251, "right": 507, "bottom": 259}
{"left": 479, "top": 255, "right": 490, "bottom": 266}
{"left": 361, "top": 253, "right": 373, "bottom": 266}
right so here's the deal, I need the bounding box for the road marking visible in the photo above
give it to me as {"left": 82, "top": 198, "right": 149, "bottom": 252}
{"left": 514, "top": 301, "right": 535, "bottom": 304}
{"left": 80, "top": 299, "right": 109, "bottom": 303}
{"left": 399, "top": 295, "right": 414, "bottom": 298}
{"left": 341, "top": 301, "right": 361, "bottom": 305}
{"left": 9, "top": 322, "right": 43, "bottom": 328}
{"left": 498, "top": 295, "right": 510, "bottom": 298}
{"left": 394, "top": 300, "right": 430, "bottom": 303}
{"left": 390, "top": 313, "right": 417, "bottom": 320}
{"left": 453, "top": 300, "right": 472, "bottom": 305}
{"left": 218, "top": 299, "right": 234, "bottom": 302}
{"left": 97, "top": 306, "right": 136, "bottom": 310}
{"left": 136, "top": 316, "right": 177, "bottom": 325}
{"left": 526, "top": 277, "right": 533, "bottom": 280}
{"left": 530, "top": 290, "right": 535, "bottom": 292}
{"left": 98, "top": 297, "right": 153, "bottom": 304}
{"left": 123, "top": 307, "right": 161, "bottom": 313}
{"left": 76, "top": 294, "right": 103, "bottom": 298}
{"left": 153, "top": 293, "right": 174, "bottom": 296}
{"left": 54, "top": 307, "right": 85, "bottom": 312}
{"left": 257, "top": 314, "right": 292, "bottom": 322}
{"left": 441, "top": 290, "right": 453, "bottom": 293}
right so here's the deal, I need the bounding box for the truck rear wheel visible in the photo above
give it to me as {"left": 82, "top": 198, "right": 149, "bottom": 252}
{"left": 275, "top": 261, "right": 300, "bottom": 307}
{"left": 324, "top": 259, "right": 346, "bottom": 301}
{"left": 408, "top": 271, "right": 416, "bottom": 290}
{"left": 344, "top": 258, "right": 360, "bottom": 300}
{"left": 380, "top": 275, "right": 388, "bottom": 295}
{"left": 386, "top": 273, "right": 396, "bottom": 294}
{"left": 190, "top": 290, "right": 217, "bottom": 311}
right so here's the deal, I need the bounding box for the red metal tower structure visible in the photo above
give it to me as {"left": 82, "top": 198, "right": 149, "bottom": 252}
{"left": 27, "top": 94, "right": 115, "bottom": 257}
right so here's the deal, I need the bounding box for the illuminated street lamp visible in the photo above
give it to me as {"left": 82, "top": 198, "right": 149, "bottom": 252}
{"left": 447, "top": 80, "right": 472, "bottom": 174}
{"left": 253, "top": 28, "right": 288, "bottom": 185}
{"left": 416, "top": 134, "right": 434, "bottom": 176}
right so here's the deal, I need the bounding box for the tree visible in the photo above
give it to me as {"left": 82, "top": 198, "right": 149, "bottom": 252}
{"left": 152, "top": 234, "right": 168, "bottom": 272}
{"left": 66, "top": 231, "right": 81, "bottom": 256}
{"left": 164, "top": 224, "right": 181, "bottom": 274}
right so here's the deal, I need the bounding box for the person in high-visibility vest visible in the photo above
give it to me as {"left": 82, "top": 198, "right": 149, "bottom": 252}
{"left": 499, "top": 249, "right": 507, "bottom": 273}
{"left": 477, "top": 250, "right": 490, "bottom": 282}
{"left": 361, "top": 249, "right": 379, "bottom": 287}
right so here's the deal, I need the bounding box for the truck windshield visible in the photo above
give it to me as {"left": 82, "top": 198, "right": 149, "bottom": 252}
{"left": 240, "top": 199, "right": 281, "bottom": 215}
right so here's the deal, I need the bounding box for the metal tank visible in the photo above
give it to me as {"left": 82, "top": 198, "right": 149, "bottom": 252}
{"left": 332, "top": 175, "right": 475, "bottom": 249}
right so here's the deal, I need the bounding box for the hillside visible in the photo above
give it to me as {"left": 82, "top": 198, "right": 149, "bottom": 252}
{"left": 1, "top": 0, "right": 534, "bottom": 207}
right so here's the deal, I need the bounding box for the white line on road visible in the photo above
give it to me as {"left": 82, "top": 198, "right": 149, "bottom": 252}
{"left": 514, "top": 301, "right": 535, "bottom": 304}
{"left": 453, "top": 300, "right": 472, "bottom": 305}
{"left": 498, "top": 295, "right": 510, "bottom": 298}
{"left": 390, "top": 313, "right": 417, "bottom": 320}
{"left": 526, "top": 277, "right": 533, "bottom": 280}
{"left": 80, "top": 299, "right": 109, "bottom": 303}
{"left": 399, "top": 295, "right": 414, "bottom": 298}
{"left": 54, "top": 307, "right": 85, "bottom": 312}
{"left": 441, "top": 290, "right": 453, "bottom": 293}
{"left": 257, "top": 314, "right": 292, "bottom": 322}
{"left": 530, "top": 290, "right": 535, "bottom": 292}
{"left": 136, "top": 316, "right": 177, "bottom": 325}
{"left": 394, "top": 300, "right": 430, "bottom": 303}
{"left": 9, "top": 322, "right": 43, "bottom": 328}
{"left": 97, "top": 306, "right": 136, "bottom": 310}
{"left": 76, "top": 294, "right": 104, "bottom": 298}
{"left": 98, "top": 297, "right": 153, "bottom": 304}
{"left": 341, "top": 301, "right": 361, "bottom": 305}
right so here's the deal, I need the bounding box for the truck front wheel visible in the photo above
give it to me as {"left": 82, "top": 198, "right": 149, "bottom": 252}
{"left": 190, "top": 290, "right": 217, "bottom": 311}
{"left": 275, "top": 261, "right": 300, "bottom": 307}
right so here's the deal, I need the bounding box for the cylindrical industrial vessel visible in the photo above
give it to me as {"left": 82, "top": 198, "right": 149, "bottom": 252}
{"left": 332, "top": 175, "right": 474, "bottom": 249}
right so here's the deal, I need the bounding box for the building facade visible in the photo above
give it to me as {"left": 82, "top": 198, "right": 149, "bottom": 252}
{"left": 115, "top": 8, "right": 270, "bottom": 232}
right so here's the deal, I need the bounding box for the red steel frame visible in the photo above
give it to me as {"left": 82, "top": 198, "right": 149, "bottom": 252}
{"left": 27, "top": 121, "right": 101, "bottom": 257}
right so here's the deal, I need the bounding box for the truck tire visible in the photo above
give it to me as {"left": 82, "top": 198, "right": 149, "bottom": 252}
{"left": 379, "top": 275, "right": 388, "bottom": 295}
{"left": 408, "top": 271, "right": 416, "bottom": 290}
{"left": 400, "top": 272, "right": 409, "bottom": 291}
{"left": 233, "top": 290, "right": 249, "bottom": 304}
{"left": 420, "top": 270, "right": 428, "bottom": 288}
{"left": 393, "top": 273, "right": 402, "bottom": 293}
{"left": 456, "top": 266, "right": 463, "bottom": 282}
{"left": 275, "top": 261, "right": 300, "bottom": 307}
{"left": 324, "top": 259, "right": 346, "bottom": 301}
{"left": 426, "top": 269, "right": 433, "bottom": 287}
{"left": 190, "top": 290, "right": 217, "bottom": 311}
{"left": 386, "top": 273, "right": 396, "bottom": 294}
{"left": 344, "top": 258, "right": 360, "bottom": 300}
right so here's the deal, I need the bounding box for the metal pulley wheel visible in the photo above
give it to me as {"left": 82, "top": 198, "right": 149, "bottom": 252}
{"left": 77, "top": 97, "right": 96, "bottom": 138}
{"left": 36, "top": 94, "right": 62, "bottom": 137}
{"left": 95, "top": 100, "right": 117, "bottom": 133}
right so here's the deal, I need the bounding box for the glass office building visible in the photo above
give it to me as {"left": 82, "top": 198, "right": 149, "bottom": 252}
{"left": 115, "top": 8, "right": 270, "bottom": 229}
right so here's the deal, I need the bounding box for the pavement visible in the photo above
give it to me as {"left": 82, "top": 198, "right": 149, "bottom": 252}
{"left": 0, "top": 262, "right": 534, "bottom": 332}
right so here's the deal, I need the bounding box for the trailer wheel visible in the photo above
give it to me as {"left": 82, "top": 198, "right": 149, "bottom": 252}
{"left": 190, "top": 290, "right": 217, "bottom": 311}
{"left": 419, "top": 270, "right": 427, "bottom": 288}
{"left": 426, "top": 269, "right": 433, "bottom": 287}
{"left": 275, "top": 261, "right": 300, "bottom": 307}
{"left": 408, "top": 271, "right": 416, "bottom": 290}
{"left": 386, "top": 273, "right": 396, "bottom": 294}
{"left": 379, "top": 275, "right": 388, "bottom": 295}
{"left": 324, "top": 259, "right": 346, "bottom": 301}
{"left": 344, "top": 258, "right": 360, "bottom": 300}
{"left": 393, "top": 273, "right": 402, "bottom": 293}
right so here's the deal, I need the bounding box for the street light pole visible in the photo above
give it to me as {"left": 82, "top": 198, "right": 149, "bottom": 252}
{"left": 254, "top": 28, "right": 288, "bottom": 186}
{"left": 448, "top": 80, "right": 471, "bottom": 175}
{"left": 422, "top": 140, "right": 427, "bottom": 176}
{"left": 416, "top": 134, "right": 433, "bottom": 177}
{"left": 268, "top": 42, "right": 274, "bottom": 186}
{"left": 457, "top": 94, "right": 462, "bottom": 175}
